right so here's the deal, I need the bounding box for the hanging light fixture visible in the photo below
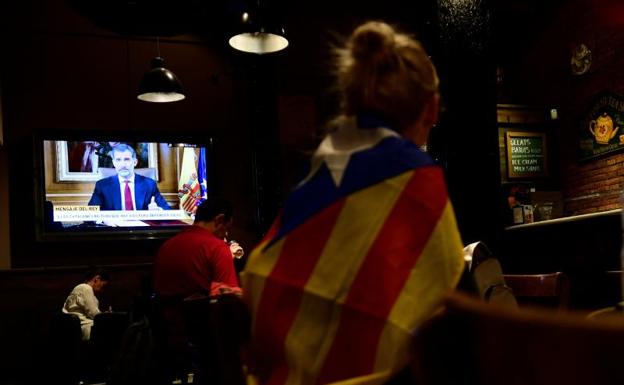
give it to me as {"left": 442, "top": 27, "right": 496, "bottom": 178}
{"left": 137, "top": 37, "right": 185, "bottom": 103}
{"left": 228, "top": 1, "right": 288, "bottom": 54}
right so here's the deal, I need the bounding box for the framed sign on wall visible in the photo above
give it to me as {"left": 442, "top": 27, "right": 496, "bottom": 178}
{"left": 578, "top": 91, "right": 624, "bottom": 161}
{"left": 506, "top": 131, "right": 548, "bottom": 178}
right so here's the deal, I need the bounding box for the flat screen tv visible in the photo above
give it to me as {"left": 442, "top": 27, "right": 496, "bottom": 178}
{"left": 33, "top": 130, "right": 215, "bottom": 242}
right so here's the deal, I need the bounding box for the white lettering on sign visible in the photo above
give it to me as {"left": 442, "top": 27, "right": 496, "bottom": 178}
{"left": 508, "top": 133, "right": 545, "bottom": 175}
{"left": 510, "top": 138, "right": 531, "bottom": 146}
{"left": 53, "top": 207, "right": 191, "bottom": 222}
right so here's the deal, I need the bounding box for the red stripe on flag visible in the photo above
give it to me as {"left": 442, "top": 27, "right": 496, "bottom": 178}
{"left": 253, "top": 199, "right": 346, "bottom": 385}
{"left": 260, "top": 211, "right": 282, "bottom": 247}
{"left": 317, "top": 167, "right": 449, "bottom": 383}
{"left": 182, "top": 196, "right": 196, "bottom": 212}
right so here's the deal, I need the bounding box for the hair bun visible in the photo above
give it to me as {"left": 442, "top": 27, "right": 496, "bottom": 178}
{"left": 350, "top": 21, "right": 395, "bottom": 63}
{"left": 335, "top": 20, "right": 439, "bottom": 130}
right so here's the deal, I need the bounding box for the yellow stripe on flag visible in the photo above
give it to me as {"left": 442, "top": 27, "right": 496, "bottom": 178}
{"left": 178, "top": 147, "right": 197, "bottom": 190}
{"left": 178, "top": 147, "right": 199, "bottom": 212}
{"left": 283, "top": 171, "right": 414, "bottom": 385}
{"left": 373, "top": 201, "right": 464, "bottom": 373}
{"left": 326, "top": 370, "right": 392, "bottom": 385}
{"left": 243, "top": 237, "right": 286, "bottom": 328}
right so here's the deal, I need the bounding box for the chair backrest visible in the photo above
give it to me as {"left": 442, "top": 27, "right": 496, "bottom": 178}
{"left": 503, "top": 272, "right": 570, "bottom": 308}
{"left": 464, "top": 241, "right": 517, "bottom": 308}
{"left": 98, "top": 167, "right": 157, "bottom": 181}
{"left": 49, "top": 312, "right": 82, "bottom": 345}
{"left": 603, "top": 270, "right": 623, "bottom": 305}
{"left": 473, "top": 259, "right": 517, "bottom": 307}
{"left": 89, "top": 312, "right": 131, "bottom": 381}
{"left": 412, "top": 291, "right": 624, "bottom": 385}
{"left": 46, "top": 313, "right": 83, "bottom": 384}
{"left": 182, "top": 294, "right": 249, "bottom": 385}
{"left": 91, "top": 312, "right": 130, "bottom": 356}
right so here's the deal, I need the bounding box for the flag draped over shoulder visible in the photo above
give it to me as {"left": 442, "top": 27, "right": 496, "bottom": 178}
{"left": 243, "top": 120, "right": 465, "bottom": 385}
{"left": 178, "top": 147, "right": 201, "bottom": 214}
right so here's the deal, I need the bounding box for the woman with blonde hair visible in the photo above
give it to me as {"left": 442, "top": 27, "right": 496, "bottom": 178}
{"left": 243, "top": 21, "right": 465, "bottom": 385}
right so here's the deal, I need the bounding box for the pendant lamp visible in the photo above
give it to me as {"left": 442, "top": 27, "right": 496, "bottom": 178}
{"left": 137, "top": 38, "right": 185, "bottom": 103}
{"left": 229, "top": 2, "right": 288, "bottom": 54}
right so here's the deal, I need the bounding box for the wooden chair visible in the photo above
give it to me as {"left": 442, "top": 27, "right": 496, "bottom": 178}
{"left": 46, "top": 312, "right": 83, "bottom": 384}
{"left": 412, "top": 291, "right": 624, "bottom": 385}
{"left": 602, "top": 270, "right": 623, "bottom": 305}
{"left": 89, "top": 312, "right": 131, "bottom": 381}
{"left": 145, "top": 293, "right": 249, "bottom": 385}
{"left": 503, "top": 271, "right": 570, "bottom": 308}
{"left": 586, "top": 270, "right": 624, "bottom": 317}
{"left": 183, "top": 294, "right": 249, "bottom": 385}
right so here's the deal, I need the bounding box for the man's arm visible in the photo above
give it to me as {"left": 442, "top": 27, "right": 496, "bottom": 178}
{"left": 77, "top": 285, "right": 101, "bottom": 319}
{"left": 152, "top": 188, "right": 171, "bottom": 210}
{"left": 88, "top": 180, "right": 103, "bottom": 207}
{"left": 139, "top": 176, "right": 171, "bottom": 210}
{"left": 211, "top": 243, "right": 241, "bottom": 289}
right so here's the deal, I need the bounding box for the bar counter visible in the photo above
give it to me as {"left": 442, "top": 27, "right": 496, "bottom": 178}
{"left": 505, "top": 209, "right": 622, "bottom": 230}
{"left": 500, "top": 208, "right": 622, "bottom": 309}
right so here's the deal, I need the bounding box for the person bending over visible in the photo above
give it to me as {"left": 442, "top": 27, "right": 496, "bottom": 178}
{"left": 154, "top": 196, "right": 241, "bottom": 298}
{"left": 62, "top": 268, "right": 110, "bottom": 340}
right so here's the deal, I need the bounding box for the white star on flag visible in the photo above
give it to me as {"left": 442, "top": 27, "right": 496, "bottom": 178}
{"left": 300, "top": 118, "right": 399, "bottom": 188}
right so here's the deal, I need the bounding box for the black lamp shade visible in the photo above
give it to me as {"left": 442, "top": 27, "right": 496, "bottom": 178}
{"left": 229, "top": 11, "right": 288, "bottom": 54}
{"left": 137, "top": 57, "right": 185, "bottom": 103}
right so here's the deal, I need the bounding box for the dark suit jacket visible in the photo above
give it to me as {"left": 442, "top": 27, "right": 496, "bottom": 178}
{"left": 88, "top": 174, "right": 171, "bottom": 210}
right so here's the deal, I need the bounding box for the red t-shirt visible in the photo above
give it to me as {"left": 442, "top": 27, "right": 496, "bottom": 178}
{"left": 154, "top": 225, "right": 240, "bottom": 297}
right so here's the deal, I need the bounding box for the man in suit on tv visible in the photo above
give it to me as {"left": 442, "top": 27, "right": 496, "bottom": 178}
{"left": 88, "top": 143, "right": 171, "bottom": 211}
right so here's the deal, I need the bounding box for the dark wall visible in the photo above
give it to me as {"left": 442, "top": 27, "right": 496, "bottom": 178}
{"left": 434, "top": 0, "right": 501, "bottom": 246}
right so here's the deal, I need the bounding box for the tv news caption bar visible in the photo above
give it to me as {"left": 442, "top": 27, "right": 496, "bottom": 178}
{"left": 53, "top": 206, "right": 192, "bottom": 222}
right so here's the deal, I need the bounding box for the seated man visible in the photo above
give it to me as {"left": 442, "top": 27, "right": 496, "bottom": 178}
{"left": 88, "top": 143, "right": 170, "bottom": 211}
{"left": 153, "top": 197, "right": 243, "bottom": 383}
{"left": 62, "top": 268, "right": 110, "bottom": 340}
{"left": 154, "top": 196, "right": 241, "bottom": 298}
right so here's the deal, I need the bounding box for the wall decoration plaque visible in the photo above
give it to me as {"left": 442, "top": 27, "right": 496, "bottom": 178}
{"left": 506, "top": 131, "right": 548, "bottom": 178}
{"left": 571, "top": 44, "right": 592, "bottom": 75}
{"left": 579, "top": 91, "right": 624, "bottom": 161}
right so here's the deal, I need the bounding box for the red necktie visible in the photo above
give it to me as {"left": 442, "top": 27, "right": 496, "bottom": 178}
{"left": 124, "top": 180, "right": 134, "bottom": 210}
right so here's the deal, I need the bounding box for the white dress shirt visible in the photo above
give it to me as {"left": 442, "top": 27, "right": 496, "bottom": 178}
{"left": 62, "top": 283, "right": 101, "bottom": 340}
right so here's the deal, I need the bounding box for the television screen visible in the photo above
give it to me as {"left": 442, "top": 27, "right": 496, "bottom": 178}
{"left": 34, "top": 132, "right": 214, "bottom": 241}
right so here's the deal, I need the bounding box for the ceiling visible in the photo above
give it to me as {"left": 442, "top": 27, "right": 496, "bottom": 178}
{"left": 66, "top": 0, "right": 563, "bottom": 55}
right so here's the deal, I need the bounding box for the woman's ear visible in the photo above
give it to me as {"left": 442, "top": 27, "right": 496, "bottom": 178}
{"left": 421, "top": 93, "right": 440, "bottom": 129}
{"left": 404, "top": 93, "right": 440, "bottom": 146}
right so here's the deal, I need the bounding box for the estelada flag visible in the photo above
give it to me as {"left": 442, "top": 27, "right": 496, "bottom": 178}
{"left": 243, "top": 120, "right": 465, "bottom": 385}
